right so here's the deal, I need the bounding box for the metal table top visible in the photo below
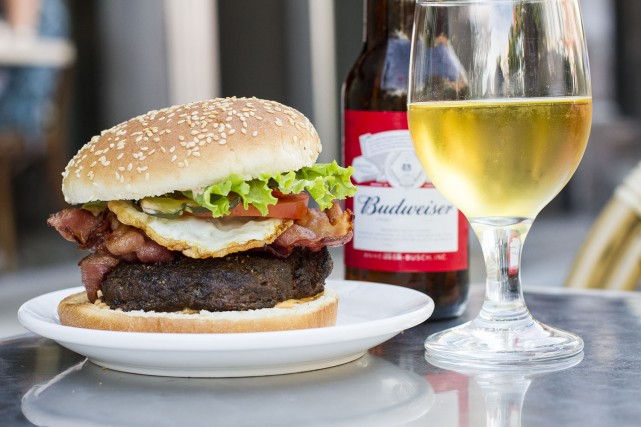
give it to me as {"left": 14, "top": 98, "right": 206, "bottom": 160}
{"left": 2, "top": 284, "right": 640, "bottom": 426}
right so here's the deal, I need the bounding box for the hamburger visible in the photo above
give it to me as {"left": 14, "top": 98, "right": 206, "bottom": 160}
{"left": 48, "top": 97, "right": 356, "bottom": 333}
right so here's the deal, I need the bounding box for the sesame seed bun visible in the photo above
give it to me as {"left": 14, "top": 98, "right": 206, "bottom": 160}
{"left": 58, "top": 288, "right": 338, "bottom": 333}
{"left": 62, "top": 97, "right": 321, "bottom": 204}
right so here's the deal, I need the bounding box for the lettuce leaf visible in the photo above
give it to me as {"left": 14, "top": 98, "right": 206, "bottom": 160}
{"left": 188, "top": 161, "right": 355, "bottom": 217}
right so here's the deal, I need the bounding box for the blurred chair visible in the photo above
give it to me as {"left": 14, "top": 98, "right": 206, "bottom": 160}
{"left": 0, "top": 0, "right": 73, "bottom": 271}
{"left": 0, "top": 132, "right": 22, "bottom": 270}
{"left": 566, "top": 161, "right": 641, "bottom": 291}
{"left": 0, "top": 64, "right": 73, "bottom": 271}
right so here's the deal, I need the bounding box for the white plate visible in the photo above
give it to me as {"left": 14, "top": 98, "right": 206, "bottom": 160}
{"left": 18, "top": 280, "right": 433, "bottom": 377}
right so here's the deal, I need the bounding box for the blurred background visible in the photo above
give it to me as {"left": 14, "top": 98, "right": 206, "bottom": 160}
{"left": 0, "top": 0, "right": 640, "bottom": 336}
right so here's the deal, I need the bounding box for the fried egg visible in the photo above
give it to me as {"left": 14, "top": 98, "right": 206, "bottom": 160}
{"left": 108, "top": 200, "right": 292, "bottom": 258}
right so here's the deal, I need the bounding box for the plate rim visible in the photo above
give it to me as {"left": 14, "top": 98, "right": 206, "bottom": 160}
{"left": 18, "top": 279, "right": 434, "bottom": 351}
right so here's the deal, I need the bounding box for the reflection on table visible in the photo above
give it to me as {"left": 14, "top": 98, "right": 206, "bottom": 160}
{"left": 22, "top": 354, "right": 433, "bottom": 427}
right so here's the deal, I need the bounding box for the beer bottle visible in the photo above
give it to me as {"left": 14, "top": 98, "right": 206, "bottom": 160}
{"left": 342, "top": 0, "right": 469, "bottom": 319}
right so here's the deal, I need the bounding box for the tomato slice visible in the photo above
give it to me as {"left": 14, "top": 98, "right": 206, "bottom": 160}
{"left": 229, "top": 192, "right": 309, "bottom": 219}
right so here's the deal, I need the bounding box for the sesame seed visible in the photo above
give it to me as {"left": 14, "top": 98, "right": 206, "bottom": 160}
{"left": 171, "top": 155, "right": 177, "bottom": 162}
{"left": 252, "top": 131, "right": 258, "bottom": 137}
{"left": 170, "top": 146, "right": 176, "bottom": 153}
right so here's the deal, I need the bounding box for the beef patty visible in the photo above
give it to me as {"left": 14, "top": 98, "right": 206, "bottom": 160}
{"left": 100, "top": 247, "right": 333, "bottom": 312}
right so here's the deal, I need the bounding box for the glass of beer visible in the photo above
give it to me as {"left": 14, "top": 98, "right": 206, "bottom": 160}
{"left": 408, "top": 0, "right": 591, "bottom": 366}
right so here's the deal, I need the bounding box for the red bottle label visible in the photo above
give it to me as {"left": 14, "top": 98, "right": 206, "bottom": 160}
{"left": 344, "top": 110, "right": 468, "bottom": 272}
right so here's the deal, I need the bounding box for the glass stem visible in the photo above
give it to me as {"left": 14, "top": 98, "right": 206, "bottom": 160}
{"left": 471, "top": 219, "right": 534, "bottom": 329}
{"left": 478, "top": 376, "right": 530, "bottom": 427}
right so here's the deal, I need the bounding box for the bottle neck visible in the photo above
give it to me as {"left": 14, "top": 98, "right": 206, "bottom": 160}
{"left": 364, "top": 0, "right": 415, "bottom": 47}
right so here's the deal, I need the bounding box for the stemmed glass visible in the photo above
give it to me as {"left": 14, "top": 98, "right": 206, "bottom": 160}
{"left": 408, "top": 0, "right": 591, "bottom": 366}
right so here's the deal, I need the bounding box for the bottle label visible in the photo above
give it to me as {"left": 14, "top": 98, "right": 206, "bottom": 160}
{"left": 344, "top": 110, "right": 468, "bottom": 272}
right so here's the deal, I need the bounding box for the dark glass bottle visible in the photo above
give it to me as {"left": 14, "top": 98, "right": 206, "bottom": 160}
{"left": 342, "top": 0, "right": 469, "bottom": 319}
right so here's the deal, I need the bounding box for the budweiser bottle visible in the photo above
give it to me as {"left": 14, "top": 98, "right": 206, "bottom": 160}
{"left": 342, "top": 0, "right": 469, "bottom": 319}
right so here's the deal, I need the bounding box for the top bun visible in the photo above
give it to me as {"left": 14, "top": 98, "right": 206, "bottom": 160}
{"left": 62, "top": 97, "right": 321, "bottom": 204}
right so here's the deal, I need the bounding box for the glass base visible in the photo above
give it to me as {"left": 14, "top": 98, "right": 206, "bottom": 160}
{"left": 424, "top": 318, "right": 584, "bottom": 369}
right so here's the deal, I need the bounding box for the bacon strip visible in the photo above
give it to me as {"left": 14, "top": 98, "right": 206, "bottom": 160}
{"left": 79, "top": 254, "right": 120, "bottom": 302}
{"left": 47, "top": 209, "right": 110, "bottom": 250}
{"left": 267, "top": 202, "right": 353, "bottom": 258}
{"left": 48, "top": 208, "right": 176, "bottom": 301}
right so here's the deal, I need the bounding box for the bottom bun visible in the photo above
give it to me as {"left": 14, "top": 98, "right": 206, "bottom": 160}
{"left": 58, "top": 288, "right": 338, "bottom": 333}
